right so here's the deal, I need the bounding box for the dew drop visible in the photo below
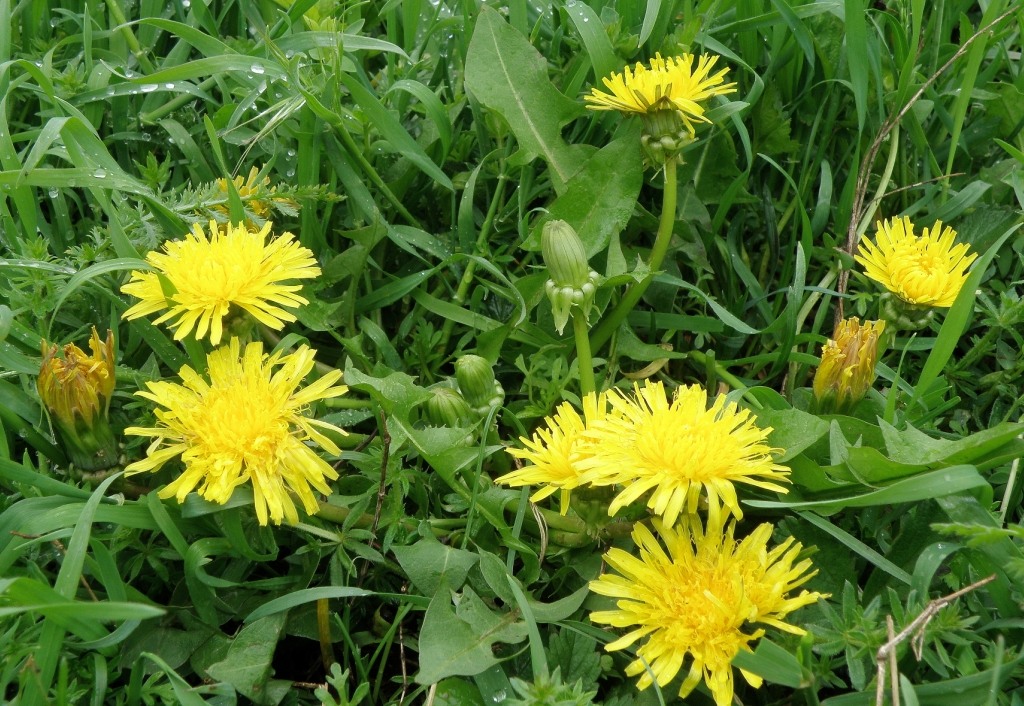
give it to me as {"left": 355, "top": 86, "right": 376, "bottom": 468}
{"left": 48, "top": 187, "right": 59, "bottom": 198}
{"left": 92, "top": 169, "right": 108, "bottom": 179}
{"left": 165, "top": 83, "right": 175, "bottom": 89}
{"left": 491, "top": 690, "right": 506, "bottom": 703}
{"left": 141, "top": 83, "right": 158, "bottom": 93}
{"left": 250, "top": 64, "right": 266, "bottom": 75}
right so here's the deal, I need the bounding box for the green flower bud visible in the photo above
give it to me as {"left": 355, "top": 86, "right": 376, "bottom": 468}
{"left": 542, "top": 220, "right": 591, "bottom": 289}
{"left": 538, "top": 220, "right": 600, "bottom": 335}
{"left": 422, "top": 385, "right": 474, "bottom": 427}
{"left": 455, "top": 355, "right": 504, "bottom": 415}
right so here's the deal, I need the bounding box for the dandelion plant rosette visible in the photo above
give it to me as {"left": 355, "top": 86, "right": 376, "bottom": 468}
{"left": 589, "top": 518, "right": 825, "bottom": 705}
{"left": 121, "top": 220, "right": 321, "bottom": 345}
{"left": 125, "top": 338, "right": 347, "bottom": 526}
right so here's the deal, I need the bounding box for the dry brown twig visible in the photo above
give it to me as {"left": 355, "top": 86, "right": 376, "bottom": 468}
{"left": 836, "top": 6, "right": 1019, "bottom": 327}
{"left": 874, "top": 573, "right": 996, "bottom": 706}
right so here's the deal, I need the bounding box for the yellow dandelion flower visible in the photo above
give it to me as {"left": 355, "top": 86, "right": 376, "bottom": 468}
{"left": 585, "top": 53, "right": 736, "bottom": 134}
{"left": 854, "top": 216, "right": 977, "bottom": 307}
{"left": 214, "top": 166, "right": 298, "bottom": 219}
{"left": 38, "top": 327, "right": 118, "bottom": 470}
{"left": 813, "top": 317, "right": 885, "bottom": 414}
{"left": 121, "top": 220, "right": 320, "bottom": 345}
{"left": 578, "top": 380, "right": 788, "bottom": 527}
{"left": 589, "top": 518, "right": 825, "bottom": 705}
{"left": 124, "top": 338, "right": 348, "bottom": 526}
{"left": 496, "top": 391, "right": 618, "bottom": 515}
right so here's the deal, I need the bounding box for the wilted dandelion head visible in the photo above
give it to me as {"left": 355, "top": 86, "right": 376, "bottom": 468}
{"left": 813, "top": 317, "right": 885, "bottom": 413}
{"left": 38, "top": 326, "right": 116, "bottom": 429}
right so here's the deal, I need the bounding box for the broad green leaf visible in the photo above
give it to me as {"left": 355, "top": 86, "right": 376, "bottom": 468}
{"left": 434, "top": 678, "right": 485, "bottom": 706}
{"left": 416, "top": 584, "right": 528, "bottom": 684}
{"left": 465, "top": 6, "right": 592, "bottom": 193}
{"left": 206, "top": 614, "right": 287, "bottom": 704}
{"left": 880, "top": 419, "right": 1024, "bottom": 468}
{"left": 732, "top": 638, "right": 804, "bottom": 688}
{"left": 757, "top": 407, "right": 829, "bottom": 462}
{"left": 393, "top": 537, "right": 479, "bottom": 596}
{"left": 747, "top": 465, "right": 990, "bottom": 515}
{"left": 521, "top": 131, "right": 643, "bottom": 257}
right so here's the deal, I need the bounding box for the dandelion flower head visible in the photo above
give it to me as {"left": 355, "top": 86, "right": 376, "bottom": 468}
{"left": 121, "top": 220, "right": 320, "bottom": 345}
{"left": 578, "top": 380, "right": 788, "bottom": 527}
{"left": 589, "top": 518, "right": 825, "bottom": 705}
{"left": 854, "top": 216, "right": 977, "bottom": 307}
{"left": 497, "top": 391, "right": 618, "bottom": 515}
{"left": 585, "top": 53, "right": 736, "bottom": 134}
{"left": 125, "top": 338, "right": 347, "bottom": 526}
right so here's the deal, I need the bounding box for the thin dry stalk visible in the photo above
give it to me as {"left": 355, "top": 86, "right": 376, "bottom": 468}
{"left": 874, "top": 574, "right": 996, "bottom": 706}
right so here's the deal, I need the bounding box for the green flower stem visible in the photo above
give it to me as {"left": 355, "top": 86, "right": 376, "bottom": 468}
{"left": 589, "top": 158, "right": 678, "bottom": 352}
{"left": 316, "top": 500, "right": 460, "bottom": 536}
{"left": 316, "top": 494, "right": 628, "bottom": 548}
{"left": 686, "top": 350, "right": 763, "bottom": 410}
{"left": 140, "top": 78, "right": 217, "bottom": 124}
{"left": 572, "top": 310, "right": 596, "bottom": 395}
{"left": 438, "top": 170, "right": 509, "bottom": 351}
{"left": 323, "top": 397, "right": 375, "bottom": 409}
{"left": 106, "top": 0, "right": 155, "bottom": 74}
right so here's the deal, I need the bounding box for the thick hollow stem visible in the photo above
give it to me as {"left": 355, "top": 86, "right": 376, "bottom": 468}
{"left": 589, "top": 158, "right": 678, "bottom": 352}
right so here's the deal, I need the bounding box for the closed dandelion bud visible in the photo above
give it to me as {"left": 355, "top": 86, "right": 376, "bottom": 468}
{"left": 423, "top": 385, "right": 474, "bottom": 427}
{"left": 812, "top": 318, "right": 885, "bottom": 414}
{"left": 455, "top": 354, "right": 504, "bottom": 415}
{"left": 540, "top": 220, "right": 600, "bottom": 335}
{"left": 37, "top": 327, "right": 119, "bottom": 471}
{"left": 542, "top": 220, "right": 590, "bottom": 289}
